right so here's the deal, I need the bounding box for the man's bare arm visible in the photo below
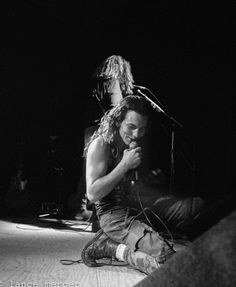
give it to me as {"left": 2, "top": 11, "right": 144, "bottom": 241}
{"left": 86, "top": 137, "right": 141, "bottom": 203}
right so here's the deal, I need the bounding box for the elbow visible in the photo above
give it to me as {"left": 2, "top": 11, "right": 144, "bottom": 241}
{"left": 86, "top": 180, "right": 104, "bottom": 203}
{"left": 86, "top": 190, "right": 97, "bottom": 204}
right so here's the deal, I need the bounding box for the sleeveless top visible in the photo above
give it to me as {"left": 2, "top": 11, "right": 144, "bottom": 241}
{"left": 95, "top": 141, "right": 137, "bottom": 216}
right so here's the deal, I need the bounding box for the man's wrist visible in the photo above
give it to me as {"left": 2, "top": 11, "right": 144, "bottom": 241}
{"left": 118, "top": 161, "right": 129, "bottom": 174}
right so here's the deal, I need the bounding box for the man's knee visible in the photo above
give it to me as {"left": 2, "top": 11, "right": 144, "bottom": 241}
{"left": 175, "top": 197, "right": 204, "bottom": 227}
{"left": 152, "top": 196, "right": 204, "bottom": 228}
{"left": 190, "top": 197, "right": 204, "bottom": 218}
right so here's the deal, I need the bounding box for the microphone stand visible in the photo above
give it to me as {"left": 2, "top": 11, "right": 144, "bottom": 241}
{"left": 137, "top": 89, "right": 183, "bottom": 195}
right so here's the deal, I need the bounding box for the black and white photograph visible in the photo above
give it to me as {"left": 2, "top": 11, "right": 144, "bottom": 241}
{"left": 0, "top": 1, "right": 234, "bottom": 286}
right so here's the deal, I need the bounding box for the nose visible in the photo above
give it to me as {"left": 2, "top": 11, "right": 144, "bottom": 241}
{"left": 132, "top": 129, "right": 141, "bottom": 140}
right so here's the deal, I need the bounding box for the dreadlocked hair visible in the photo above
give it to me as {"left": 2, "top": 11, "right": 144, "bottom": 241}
{"left": 84, "top": 95, "right": 150, "bottom": 158}
{"left": 94, "top": 55, "right": 134, "bottom": 95}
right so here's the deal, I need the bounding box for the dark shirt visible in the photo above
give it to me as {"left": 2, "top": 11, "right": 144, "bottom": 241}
{"left": 95, "top": 143, "right": 137, "bottom": 216}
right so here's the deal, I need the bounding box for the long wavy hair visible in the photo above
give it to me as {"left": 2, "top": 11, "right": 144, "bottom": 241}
{"left": 84, "top": 95, "right": 150, "bottom": 159}
{"left": 93, "top": 55, "right": 134, "bottom": 96}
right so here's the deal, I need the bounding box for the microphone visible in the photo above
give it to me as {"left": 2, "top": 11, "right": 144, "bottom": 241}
{"left": 133, "top": 84, "right": 147, "bottom": 90}
{"left": 129, "top": 141, "right": 139, "bottom": 183}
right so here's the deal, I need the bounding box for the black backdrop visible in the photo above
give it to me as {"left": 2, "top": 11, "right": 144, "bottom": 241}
{"left": 0, "top": 0, "right": 232, "bottom": 215}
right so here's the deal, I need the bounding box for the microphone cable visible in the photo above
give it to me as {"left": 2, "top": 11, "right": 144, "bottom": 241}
{"left": 131, "top": 186, "right": 175, "bottom": 251}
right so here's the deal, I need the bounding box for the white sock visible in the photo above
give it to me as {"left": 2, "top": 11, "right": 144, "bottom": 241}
{"left": 115, "top": 244, "right": 127, "bottom": 261}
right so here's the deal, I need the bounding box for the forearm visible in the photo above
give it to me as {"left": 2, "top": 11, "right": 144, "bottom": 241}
{"left": 86, "top": 161, "right": 128, "bottom": 203}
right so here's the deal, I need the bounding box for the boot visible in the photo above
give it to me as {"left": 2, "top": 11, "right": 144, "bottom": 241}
{"left": 124, "top": 249, "right": 162, "bottom": 275}
{"left": 81, "top": 230, "right": 119, "bottom": 267}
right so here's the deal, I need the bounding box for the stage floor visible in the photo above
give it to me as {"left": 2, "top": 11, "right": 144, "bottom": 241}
{"left": 0, "top": 217, "right": 146, "bottom": 287}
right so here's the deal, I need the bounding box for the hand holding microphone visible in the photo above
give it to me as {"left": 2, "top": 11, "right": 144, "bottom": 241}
{"left": 129, "top": 140, "right": 138, "bottom": 149}
{"left": 122, "top": 141, "right": 141, "bottom": 169}
{"left": 128, "top": 141, "right": 141, "bottom": 183}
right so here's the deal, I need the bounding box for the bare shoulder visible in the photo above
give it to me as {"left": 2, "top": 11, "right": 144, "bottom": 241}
{"left": 88, "top": 136, "right": 109, "bottom": 155}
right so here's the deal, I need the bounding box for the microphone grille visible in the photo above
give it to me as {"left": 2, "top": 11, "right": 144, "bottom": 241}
{"left": 129, "top": 141, "right": 138, "bottom": 149}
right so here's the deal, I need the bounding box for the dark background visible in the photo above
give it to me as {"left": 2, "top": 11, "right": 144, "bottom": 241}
{"left": 0, "top": 0, "right": 232, "bottom": 216}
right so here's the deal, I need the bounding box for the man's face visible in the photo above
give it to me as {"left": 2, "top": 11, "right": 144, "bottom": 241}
{"left": 118, "top": 110, "right": 148, "bottom": 146}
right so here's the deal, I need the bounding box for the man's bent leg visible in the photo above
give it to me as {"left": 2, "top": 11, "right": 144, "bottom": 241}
{"left": 82, "top": 231, "right": 163, "bottom": 275}
{"left": 151, "top": 196, "right": 204, "bottom": 230}
{"left": 100, "top": 211, "right": 184, "bottom": 259}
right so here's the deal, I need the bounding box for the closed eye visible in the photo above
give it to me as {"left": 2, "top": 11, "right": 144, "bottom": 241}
{"left": 128, "top": 124, "right": 137, "bottom": 130}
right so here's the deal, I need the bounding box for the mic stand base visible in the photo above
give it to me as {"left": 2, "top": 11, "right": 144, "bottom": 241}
{"left": 37, "top": 202, "right": 64, "bottom": 219}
